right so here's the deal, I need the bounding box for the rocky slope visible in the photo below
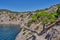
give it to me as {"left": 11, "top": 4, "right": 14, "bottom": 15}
{"left": 0, "top": 4, "right": 60, "bottom": 40}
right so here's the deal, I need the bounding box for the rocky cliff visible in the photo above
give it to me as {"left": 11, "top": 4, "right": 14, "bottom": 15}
{"left": 0, "top": 4, "right": 60, "bottom": 40}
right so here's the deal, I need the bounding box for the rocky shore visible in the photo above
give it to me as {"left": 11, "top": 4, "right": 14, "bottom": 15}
{"left": 0, "top": 4, "right": 60, "bottom": 40}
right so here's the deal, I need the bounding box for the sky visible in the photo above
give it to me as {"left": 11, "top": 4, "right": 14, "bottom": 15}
{"left": 0, "top": 0, "right": 60, "bottom": 12}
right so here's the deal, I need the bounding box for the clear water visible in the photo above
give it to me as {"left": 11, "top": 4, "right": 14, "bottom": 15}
{"left": 0, "top": 24, "right": 21, "bottom": 40}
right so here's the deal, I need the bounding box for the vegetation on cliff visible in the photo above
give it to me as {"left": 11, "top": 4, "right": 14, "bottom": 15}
{"left": 0, "top": 4, "right": 60, "bottom": 40}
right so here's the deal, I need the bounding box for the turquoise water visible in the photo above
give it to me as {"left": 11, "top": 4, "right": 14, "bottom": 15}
{"left": 0, "top": 24, "right": 21, "bottom": 40}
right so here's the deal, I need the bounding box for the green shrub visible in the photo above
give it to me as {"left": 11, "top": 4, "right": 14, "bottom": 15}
{"left": 57, "top": 7, "right": 60, "bottom": 18}
{"left": 31, "top": 12, "right": 41, "bottom": 22}
{"left": 23, "top": 32, "right": 26, "bottom": 35}
{"left": 31, "top": 11, "right": 57, "bottom": 24}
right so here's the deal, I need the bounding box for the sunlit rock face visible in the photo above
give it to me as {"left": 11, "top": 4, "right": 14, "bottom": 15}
{"left": 0, "top": 24, "right": 21, "bottom": 40}
{"left": 45, "top": 23, "right": 60, "bottom": 40}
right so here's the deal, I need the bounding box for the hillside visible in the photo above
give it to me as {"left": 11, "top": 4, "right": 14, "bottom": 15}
{"left": 0, "top": 4, "right": 60, "bottom": 40}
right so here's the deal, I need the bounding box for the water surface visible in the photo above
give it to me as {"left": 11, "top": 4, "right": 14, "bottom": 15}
{"left": 0, "top": 24, "right": 21, "bottom": 40}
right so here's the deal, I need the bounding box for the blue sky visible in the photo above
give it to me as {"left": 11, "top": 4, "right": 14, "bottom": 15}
{"left": 0, "top": 0, "right": 60, "bottom": 12}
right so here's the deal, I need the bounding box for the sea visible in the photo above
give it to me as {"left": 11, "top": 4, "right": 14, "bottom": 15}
{"left": 0, "top": 24, "right": 21, "bottom": 40}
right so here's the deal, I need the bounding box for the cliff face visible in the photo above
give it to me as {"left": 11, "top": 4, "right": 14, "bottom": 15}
{"left": 0, "top": 4, "right": 60, "bottom": 40}
{"left": 0, "top": 4, "right": 58, "bottom": 24}
{"left": 45, "top": 5, "right": 58, "bottom": 12}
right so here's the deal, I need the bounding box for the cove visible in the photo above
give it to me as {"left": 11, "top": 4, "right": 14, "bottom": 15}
{"left": 0, "top": 24, "right": 21, "bottom": 40}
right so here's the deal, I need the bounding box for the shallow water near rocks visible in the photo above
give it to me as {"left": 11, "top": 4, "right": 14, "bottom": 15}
{"left": 0, "top": 24, "right": 21, "bottom": 40}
